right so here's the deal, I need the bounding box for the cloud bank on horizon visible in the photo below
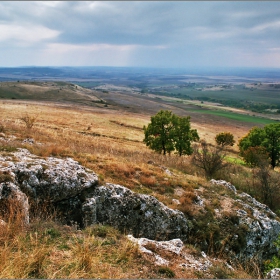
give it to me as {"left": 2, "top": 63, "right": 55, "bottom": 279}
{"left": 1, "top": 1, "right": 280, "bottom": 69}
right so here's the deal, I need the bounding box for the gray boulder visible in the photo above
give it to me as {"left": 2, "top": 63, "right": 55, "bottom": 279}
{"left": 1, "top": 149, "right": 98, "bottom": 202}
{"left": 0, "top": 149, "right": 188, "bottom": 241}
{"left": 236, "top": 192, "right": 280, "bottom": 261}
{"left": 210, "top": 180, "right": 280, "bottom": 262}
{"left": 84, "top": 183, "right": 189, "bottom": 241}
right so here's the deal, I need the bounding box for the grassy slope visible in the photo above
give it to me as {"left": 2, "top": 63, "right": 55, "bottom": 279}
{"left": 0, "top": 82, "right": 276, "bottom": 278}
{"left": 0, "top": 81, "right": 104, "bottom": 107}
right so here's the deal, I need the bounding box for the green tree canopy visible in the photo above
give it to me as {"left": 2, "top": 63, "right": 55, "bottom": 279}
{"left": 143, "top": 110, "right": 175, "bottom": 155}
{"left": 215, "top": 132, "right": 235, "bottom": 147}
{"left": 143, "top": 110, "right": 199, "bottom": 156}
{"left": 172, "top": 116, "right": 199, "bottom": 156}
{"left": 239, "top": 123, "right": 280, "bottom": 169}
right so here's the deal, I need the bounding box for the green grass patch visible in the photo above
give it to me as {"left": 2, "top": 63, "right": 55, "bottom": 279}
{"left": 225, "top": 155, "right": 246, "bottom": 166}
{"left": 190, "top": 109, "right": 277, "bottom": 125}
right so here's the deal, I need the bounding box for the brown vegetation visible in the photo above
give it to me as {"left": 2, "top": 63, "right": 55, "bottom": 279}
{"left": 0, "top": 97, "right": 275, "bottom": 278}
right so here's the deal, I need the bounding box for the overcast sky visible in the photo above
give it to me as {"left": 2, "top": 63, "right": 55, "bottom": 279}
{"left": 1, "top": 1, "right": 280, "bottom": 69}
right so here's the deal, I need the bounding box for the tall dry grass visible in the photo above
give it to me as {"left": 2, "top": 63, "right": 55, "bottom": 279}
{"left": 0, "top": 100, "right": 264, "bottom": 278}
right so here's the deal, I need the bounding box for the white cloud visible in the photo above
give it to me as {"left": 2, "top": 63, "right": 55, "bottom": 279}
{"left": 250, "top": 20, "right": 280, "bottom": 33}
{"left": 0, "top": 24, "right": 60, "bottom": 44}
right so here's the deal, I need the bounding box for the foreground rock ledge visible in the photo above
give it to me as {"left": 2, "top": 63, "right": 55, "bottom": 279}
{"left": 82, "top": 183, "right": 189, "bottom": 241}
{"left": 0, "top": 148, "right": 189, "bottom": 241}
{"left": 1, "top": 148, "right": 280, "bottom": 264}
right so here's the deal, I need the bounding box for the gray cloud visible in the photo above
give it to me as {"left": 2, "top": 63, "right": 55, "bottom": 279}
{"left": 1, "top": 1, "right": 280, "bottom": 67}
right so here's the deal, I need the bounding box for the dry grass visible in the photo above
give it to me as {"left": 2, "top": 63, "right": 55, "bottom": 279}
{"left": 0, "top": 99, "right": 264, "bottom": 278}
{"left": 0, "top": 215, "right": 148, "bottom": 278}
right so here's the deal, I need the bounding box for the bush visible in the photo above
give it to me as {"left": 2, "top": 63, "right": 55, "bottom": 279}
{"left": 20, "top": 113, "right": 37, "bottom": 129}
{"left": 157, "top": 266, "right": 175, "bottom": 278}
{"left": 215, "top": 132, "right": 235, "bottom": 147}
{"left": 191, "top": 141, "right": 227, "bottom": 179}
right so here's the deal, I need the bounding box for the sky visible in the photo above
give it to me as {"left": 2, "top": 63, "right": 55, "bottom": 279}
{"left": 1, "top": 1, "right": 280, "bottom": 69}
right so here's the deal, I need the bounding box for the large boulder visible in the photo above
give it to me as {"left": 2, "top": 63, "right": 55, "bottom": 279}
{"left": 236, "top": 192, "right": 280, "bottom": 261}
{"left": 84, "top": 183, "right": 189, "bottom": 241}
{"left": 0, "top": 149, "right": 98, "bottom": 202}
{"left": 210, "top": 179, "right": 280, "bottom": 262}
{"left": 0, "top": 149, "right": 189, "bottom": 241}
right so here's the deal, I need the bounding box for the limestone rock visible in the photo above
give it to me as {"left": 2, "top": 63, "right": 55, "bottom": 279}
{"left": 86, "top": 183, "right": 189, "bottom": 241}
{"left": 235, "top": 192, "right": 280, "bottom": 261}
{"left": 0, "top": 148, "right": 98, "bottom": 202}
{"left": 209, "top": 180, "right": 280, "bottom": 262}
{"left": 128, "top": 235, "right": 184, "bottom": 266}
{"left": 0, "top": 149, "right": 188, "bottom": 241}
{"left": 210, "top": 179, "right": 237, "bottom": 194}
{"left": 0, "top": 182, "right": 29, "bottom": 224}
{"left": 128, "top": 235, "right": 214, "bottom": 275}
{"left": 266, "top": 268, "right": 280, "bottom": 279}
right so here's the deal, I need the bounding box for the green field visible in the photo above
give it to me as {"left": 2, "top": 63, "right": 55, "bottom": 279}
{"left": 153, "top": 84, "right": 280, "bottom": 113}
{"left": 190, "top": 108, "right": 277, "bottom": 125}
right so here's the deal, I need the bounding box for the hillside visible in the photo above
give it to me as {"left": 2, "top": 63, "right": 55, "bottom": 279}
{"left": 0, "top": 82, "right": 280, "bottom": 278}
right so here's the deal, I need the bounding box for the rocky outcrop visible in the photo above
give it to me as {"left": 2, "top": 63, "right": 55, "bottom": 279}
{"left": 0, "top": 148, "right": 98, "bottom": 202}
{"left": 1, "top": 149, "right": 280, "bottom": 265}
{"left": 236, "top": 192, "right": 280, "bottom": 261}
{"left": 0, "top": 149, "right": 189, "bottom": 241}
{"left": 210, "top": 179, "right": 280, "bottom": 262}
{"left": 85, "top": 184, "right": 189, "bottom": 240}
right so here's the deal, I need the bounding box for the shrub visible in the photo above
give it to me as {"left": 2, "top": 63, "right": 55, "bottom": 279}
{"left": 20, "top": 113, "right": 37, "bottom": 129}
{"left": 215, "top": 132, "right": 235, "bottom": 147}
{"left": 157, "top": 266, "right": 175, "bottom": 278}
{"left": 191, "top": 141, "right": 227, "bottom": 179}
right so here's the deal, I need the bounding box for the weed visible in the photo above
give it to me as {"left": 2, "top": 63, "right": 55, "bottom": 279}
{"left": 0, "top": 171, "right": 13, "bottom": 183}
{"left": 157, "top": 266, "right": 176, "bottom": 278}
{"left": 20, "top": 113, "right": 38, "bottom": 130}
{"left": 210, "top": 264, "right": 234, "bottom": 279}
{"left": 0, "top": 123, "right": 4, "bottom": 133}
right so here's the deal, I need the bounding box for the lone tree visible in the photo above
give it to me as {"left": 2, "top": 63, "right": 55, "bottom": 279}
{"left": 239, "top": 123, "right": 280, "bottom": 169}
{"left": 143, "top": 110, "right": 199, "bottom": 156}
{"left": 215, "top": 132, "right": 235, "bottom": 148}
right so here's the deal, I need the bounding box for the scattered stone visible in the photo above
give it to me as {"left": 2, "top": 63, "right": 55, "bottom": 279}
{"left": 210, "top": 179, "right": 237, "bottom": 194}
{"left": 194, "top": 195, "right": 204, "bottom": 206}
{"left": 266, "top": 268, "right": 280, "bottom": 279}
{"left": 22, "top": 138, "right": 35, "bottom": 145}
{"left": 174, "top": 187, "right": 185, "bottom": 197}
{"left": 128, "top": 235, "right": 184, "bottom": 266}
{"left": 172, "top": 199, "right": 180, "bottom": 205}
